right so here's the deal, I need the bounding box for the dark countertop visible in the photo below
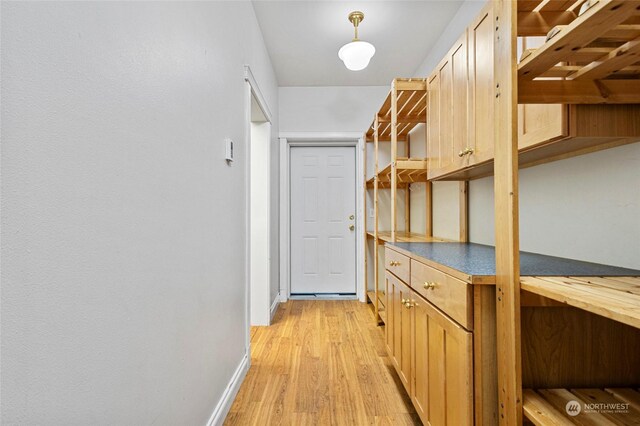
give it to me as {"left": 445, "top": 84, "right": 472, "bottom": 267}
{"left": 388, "top": 242, "right": 640, "bottom": 277}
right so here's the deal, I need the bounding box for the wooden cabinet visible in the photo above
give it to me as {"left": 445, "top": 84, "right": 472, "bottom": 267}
{"left": 427, "top": 32, "right": 468, "bottom": 179}
{"left": 468, "top": 4, "right": 495, "bottom": 166}
{"left": 386, "top": 248, "right": 475, "bottom": 426}
{"left": 411, "top": 289, "right": 473, "bottom": 426}
{"left": 451, "top": 32, "right": 469, "bottom": 172}
{"left": 426, "top": 5, "right": 640, "bottom": 181}
{"left": 411, "top": 259, "right": 473, "bottom": 330}
{"left": 386, "top": 271, "right": 412, "bottom": 391}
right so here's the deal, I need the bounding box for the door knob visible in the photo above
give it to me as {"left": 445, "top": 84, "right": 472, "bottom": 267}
{"left": 349, "top": 225, "right": 355, "bottom": 231}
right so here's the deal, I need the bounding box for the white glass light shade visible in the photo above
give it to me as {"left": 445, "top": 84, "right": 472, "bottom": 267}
{"left": 338, "top": 41, "right": 375, "bottom": 71}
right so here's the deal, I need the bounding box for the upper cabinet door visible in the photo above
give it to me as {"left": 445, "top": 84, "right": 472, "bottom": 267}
{"left": 451, "top": 31, "right": 470, "bottom": 171}
{"left": 438, "top": 57, "right": 453, "bottom": 174}
{"left": 516, "top": 37, "right": 568, "bottom": 151}
{"left": 468, "top": 4, "right": 495, "bottom": 165}
{"left": 427, "top": 73, "right": 441, "bottom": 179}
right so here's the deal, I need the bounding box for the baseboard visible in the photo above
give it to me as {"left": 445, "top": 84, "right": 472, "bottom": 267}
{"left": 270, "top": 295, "right": 281, "bottom": 321}
{"left": 206, "top": 352, "right": 249, "bottom": 426}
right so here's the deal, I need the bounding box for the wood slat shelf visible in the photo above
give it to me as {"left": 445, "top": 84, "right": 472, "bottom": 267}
{"left": 366, "top": 230, "right": 443, "bottom": 244}
{"left": 365, "top": 158, "right": 429, "bottom": 189}
{"left": 520, "top": 276, "right": 640, "bottom": 329}
{"left": 376, "top": 231, "right": 444, "bottom": 244}
{"left": 365, "top": 79, "right": 427, "bottom": 142}
{"left": 517, "top": 0, "right": 640, "bottom": 104}
{"left": 524, "top": 388, "right": 640, "bottom": 425}
{"left": 378, "top": 309, "right": 387, "bottom": 325}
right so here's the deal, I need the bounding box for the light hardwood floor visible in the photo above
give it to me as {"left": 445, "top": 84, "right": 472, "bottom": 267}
{"left": 224, "top": 300, "right": 420, "bottom": 425}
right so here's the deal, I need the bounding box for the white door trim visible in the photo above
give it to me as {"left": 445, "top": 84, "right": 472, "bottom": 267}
{"left": 279, "top": 133, "right": 366, "bottom": 303}
{"left": 243, "top": 65, "right": 274, "bottom": 351}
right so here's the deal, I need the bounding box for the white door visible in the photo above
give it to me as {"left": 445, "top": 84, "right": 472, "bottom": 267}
{"left": 290, "top": 146, "right": 357, "bottom": 294}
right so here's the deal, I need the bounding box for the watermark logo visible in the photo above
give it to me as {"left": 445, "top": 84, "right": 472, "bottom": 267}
{"left": 566, "top": 400, "right": 581, "bottom": 416}
{"left": 564, "top": 399, "right": 630, "bottom": 417}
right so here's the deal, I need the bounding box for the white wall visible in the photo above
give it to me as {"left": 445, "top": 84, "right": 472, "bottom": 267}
{"left": 250, "top": 121, "right": 272, "bottom": 325}
{"left": 413, "top": 0, "right": 486, "bottom": 78}
{"left": 1, "top": 2, "right": 278, "bottom": 424}
{"left": 470, "top": 143, "right": 640, "bottom": 269}
{"left": 279, "top": 86, "right": 389, "bottom": 133}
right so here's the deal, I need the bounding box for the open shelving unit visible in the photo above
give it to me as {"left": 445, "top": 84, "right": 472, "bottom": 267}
{"left": 495, "top": 0, "right": 640, "bottom": 423}
{"left": 363, "top": 78, "right": 433, "bottom": 325}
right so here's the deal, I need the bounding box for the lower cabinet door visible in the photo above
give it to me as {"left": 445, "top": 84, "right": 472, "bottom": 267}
{"left": 386, "top": 271, "right": 412, "bottom": 392}
{"left": 412, "top": 290, "right": 474, "bottom": 426}
{"left": 385, "top": 272, "right": 395, "bottom": 365}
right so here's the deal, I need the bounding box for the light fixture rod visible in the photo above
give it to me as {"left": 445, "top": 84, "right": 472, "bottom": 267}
{"left": 348, "top": 11, "right": 364, "bottom": 41}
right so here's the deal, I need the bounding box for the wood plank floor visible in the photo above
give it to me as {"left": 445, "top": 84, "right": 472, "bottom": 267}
{"left": 224, "top": 300, "right": 420, "bottom": 425}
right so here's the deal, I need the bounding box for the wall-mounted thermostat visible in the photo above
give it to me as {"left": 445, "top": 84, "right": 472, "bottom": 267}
{"left": 225, "top": 138, "right": 234, "bottom": 163}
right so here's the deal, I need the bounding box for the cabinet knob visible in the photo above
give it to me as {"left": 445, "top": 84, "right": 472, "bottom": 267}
{"left": 423, "top": 282, "right": 437, "bottom": 290}
{"left": 404, "top": 300, "right": 414, "bottom": 309}
{"left": 390, "top": 261, "right": 400, "bottom": 267}
{"left": 466, "top": 148, "right": 475, "bottom": 156}
{"left": 458, "top": 150, "right": 466, "bottom": 157}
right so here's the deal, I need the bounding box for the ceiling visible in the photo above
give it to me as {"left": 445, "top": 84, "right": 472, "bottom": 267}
{"left": 252, "top": 1, "right": 464, "bottom": 87}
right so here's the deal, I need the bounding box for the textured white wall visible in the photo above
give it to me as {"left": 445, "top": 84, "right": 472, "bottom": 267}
{"left": 470, "top": 143, "right": 640, "bottom": 269}
{"left": 279, "top": 86, "right": 389, "bottom": 133}
{"left": 1, "top": 2, "right": 278, "bottom": 424}
{"left": 413, "top": 0, "right": 486, "bottom": 78}
{"left": 250, "top": 121, "right": 272, "bottom": 325}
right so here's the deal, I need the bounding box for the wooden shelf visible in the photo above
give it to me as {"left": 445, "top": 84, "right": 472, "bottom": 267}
{"left": 365, "top": 78, "right": 427, "bottom": 142}
{"left": 376, "top": 231, "right": 444, "bottom": 244}
{"left": 378, "top": 309, "right": 387, "bottom": 325}
{"left": 367, "top": 230, "right": 445, "bottom": 244}
{"left": 366, "top": 158, "right": 429, "bottom": 189}
{"left": 366, "top": 291, "right": 376, "bottom": 303}
{"left": 520, "top": 276, "right": 640, "bottom": 329}
{"left": 524, "top": 388, "right": 640, "bottom": 425}
{"left": 517, "top": 0, "right": 640, "bottom": 104}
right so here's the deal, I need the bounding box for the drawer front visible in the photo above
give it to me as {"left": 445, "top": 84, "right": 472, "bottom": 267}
{"left": 385, "top": 248, "right": 410, "bottom": 283}
{"left": 410, "top": 259, "right": 473, "bottom": 330}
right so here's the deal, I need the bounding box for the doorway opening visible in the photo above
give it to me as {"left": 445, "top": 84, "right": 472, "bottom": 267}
{"left": 244, "top": 66, "right": 276, "bottom": 329}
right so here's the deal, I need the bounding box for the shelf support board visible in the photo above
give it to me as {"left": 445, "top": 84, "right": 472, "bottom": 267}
{"left": 494, "top": 1, "right": 523, "bottom": 424}
{"left": 519, "top": 79, "right": 640, "bottom": 103}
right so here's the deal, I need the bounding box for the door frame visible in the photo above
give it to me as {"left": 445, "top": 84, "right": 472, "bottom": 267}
{"left": 244, "top": 65, "right": 273, "bottom": 344}
{"left": 279, "top": 132, "right": 366, "bottom": 302}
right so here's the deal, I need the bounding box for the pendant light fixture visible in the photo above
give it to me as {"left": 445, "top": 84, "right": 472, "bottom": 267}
{"left": 338, "top": 11, "right": 376, "bottom": 71}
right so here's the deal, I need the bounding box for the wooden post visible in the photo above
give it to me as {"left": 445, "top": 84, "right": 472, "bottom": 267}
{"left": 460, "top": 181, "right": 469, "bottom": 242}
{"left": 373, "top": 115, "right": 380, "bottom": 322}
{"left": 425, "top": 181, "right": 433, "bottom": 238}
{"left": 363, "top": 136, "right": 368, "bottom": 301}
{"left": 493, "top": 1, "right": 522, "bottom": 424}
{"left": 391, "top": 81, "right": 398, "bottom": 242}
{"left": 405, "top": 134, "right": 411, "bottom": 233}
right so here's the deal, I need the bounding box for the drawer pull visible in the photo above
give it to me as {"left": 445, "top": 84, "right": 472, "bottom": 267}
{"left": 458, "top": 147, "right": 474, "bottom": 157}
{"left": 423, "top": 282, "right": 437, "bottom": 290}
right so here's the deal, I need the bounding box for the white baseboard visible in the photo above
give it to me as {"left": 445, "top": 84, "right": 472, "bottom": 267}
{"left": 206, "top": 352, "right": 249, "bottom": 426}
{"left": 270, "top": 295, "right": 281, "bottom": 321}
